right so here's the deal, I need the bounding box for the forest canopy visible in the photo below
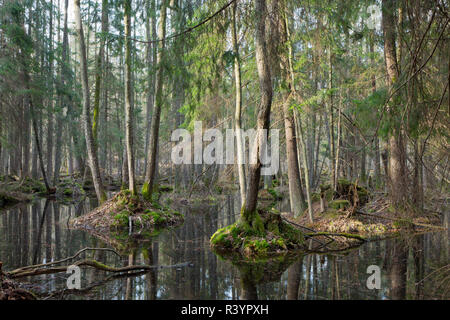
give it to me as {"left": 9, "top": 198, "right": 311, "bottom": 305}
{"left": 0, "top": 0, "right": 448, "bottom": 234}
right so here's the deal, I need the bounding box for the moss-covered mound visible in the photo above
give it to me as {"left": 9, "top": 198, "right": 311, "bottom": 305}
{"left": 334, "top": 179, "right": 369, "bottom": 206}
{"left": 0, "top": 191, "right": 32, "bottom": 207}
{"left": 56, "top": 178, "right": 85, "bottom": 199}
{"left": 210, "top": 211, "right": 305, "bottom": 258}
{"left": 0, "top": 176, "right": 46, "bottom": 207}
{"left": 71, "top": 190, "right": 184, "bottom": 236}
{"left": 0, "top": 176, "right": 46, "bottom": 194}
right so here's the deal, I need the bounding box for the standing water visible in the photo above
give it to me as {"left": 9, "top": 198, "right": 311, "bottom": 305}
{"left": 0, "top": 195, "right": 448, "bottom": 300}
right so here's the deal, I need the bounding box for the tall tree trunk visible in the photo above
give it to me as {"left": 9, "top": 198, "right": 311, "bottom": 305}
{"left": 27, "top": 81, "right": 52, "bottom": 193}
{"left": 296, "top": 115, "right": 314, "bottom": 223}
{"left": 144, "top": 0, "right": 155, "bottom": 178}
{"left": 334, "top": 92, "right": 342, "bottom": 190}
{"left": 382, "top": 0, "right": 407, "bottom": 209}
{"left": 124, "top": 0, "right": 136, "bottom": 194}
{"left": 53, "top": 0, "right": 64, "bottom": 184}
{"left": 0, "top": 95, "right": 2, "bottom": 176}
{"left": 280, "top": 3, "right": 306, "bottom": 217}
{"left": 328, "top": 47, "right": 336, "bottom": 191}
{"left": 360, "top": 138, "right": 367, "bottom": 184}
{"left": 370, "top": 33, "right": 382, "bottom": 188}
{"left": 46, "top": 0, "right": 54, "bottom": 183}
{"left": 232, "top": 0, "right": 246, "bottom": 207}
{"left": 169, "top": 0, "right": 185, "bottom": 187}
{"left": 73, "top": 0, "right": 107, "bottom": 204}
{"left": 14, "top": 11, "right": 52, "bottom": 192}
{"left": 143, "top": 0, "right": 167, "bottom": 200}
{"left": 92, "top": 0, "right": 108, "bottom": 149}
{"left": 242, "top": 0, "right": 272, "bottom": 227}
{"left": 22, "top": 98, "right": 31, "bottom": 177}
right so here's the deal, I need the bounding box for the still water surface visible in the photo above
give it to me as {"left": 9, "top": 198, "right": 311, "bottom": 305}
{"left": 0, "top": 195, "right": 448, "bottom": 300}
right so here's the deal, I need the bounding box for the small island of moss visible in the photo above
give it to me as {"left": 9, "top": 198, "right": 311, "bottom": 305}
{"left": 70, "top": 190, "right": 184, "bottom": 238}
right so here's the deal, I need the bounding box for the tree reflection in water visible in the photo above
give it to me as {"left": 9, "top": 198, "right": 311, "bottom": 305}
{"left": 0, "top": 196, "right": 448, "bottom": 300}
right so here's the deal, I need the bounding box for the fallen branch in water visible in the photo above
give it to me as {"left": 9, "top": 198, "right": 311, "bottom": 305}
{"left": 8, "top": 247, "right": 120, "bottom": 275}
{"left": 8, "top": 260, "right": 191, "bottom": 279}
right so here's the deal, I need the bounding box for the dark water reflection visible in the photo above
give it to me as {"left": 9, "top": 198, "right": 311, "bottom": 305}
{"left": 0, "top": 195, "right": 448, "bottom": 300}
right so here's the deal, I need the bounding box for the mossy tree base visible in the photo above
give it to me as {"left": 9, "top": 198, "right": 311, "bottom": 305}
{"left": 71, "top": 190, "right": 184, "bottom": 238}
{"left": 210, "top": 210, "right": 305, "bottom": 258}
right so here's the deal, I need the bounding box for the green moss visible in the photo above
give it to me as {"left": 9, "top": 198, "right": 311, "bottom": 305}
{"left": 271, "top": 238, "right": 287, "bottom": 250}
{"left": 267, "top": 188, "right": 282, "bottom": 200}
{"left": 335, "top": 179, "right": 369, "bottom": 205}
{"left": 337, "top": 178, "right": 351, "bottom": 187}
{"left": 63, "top": 188, "right": 73, "bottom": 196}
{"left": 252, "top": 213, "right": 265, "bottom": 235}
{"left": 323, "top": 209, "right": 341, "bottom": 218}
{"left": 329, "top": 199, "right": 350, "bottom": 210}
{"left": 159, "top": 185, "right": 173, "bottom": 192}
{"left": 280, "top": 222, "right": 304, "bottom": 245}
{"left": 141, "top": 182, "right": 151, "bottom": 201}
{"left": 210, "top": 223, "right": 236, "bottom": 247}
{"left": 311, "top": 192, "right": 321, "bottom": 202}
{"left": 244, "top": 239, "right": 270, "bottom": 255}
{"left": 13, "top": 177, "right": 46, "bottom": 194}
{"left": 211, "top": 211, "right": 305, "bottom": 258}
{"left": 267, "top": 220, "right": 280, "bottom": 235}
{"left": 141, "top": 210, "right": 167, "bottom": 225}
{"left": 113, "top": 211, "right": 130, "bottom": 227}
{"left": 392, "top": 218, "right": 414, "bottom": 229}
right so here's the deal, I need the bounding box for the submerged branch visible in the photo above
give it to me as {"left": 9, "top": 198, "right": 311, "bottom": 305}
{"left": 8, "top": 247, "right": 120, "bottom": 275}
{"left": 8, "top": 259, "right": 191, "bottom": 279}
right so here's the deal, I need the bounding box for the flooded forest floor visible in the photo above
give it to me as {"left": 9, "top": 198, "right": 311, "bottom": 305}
{"left": 0, "top": 173, "right": 448, "bottom": 300}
